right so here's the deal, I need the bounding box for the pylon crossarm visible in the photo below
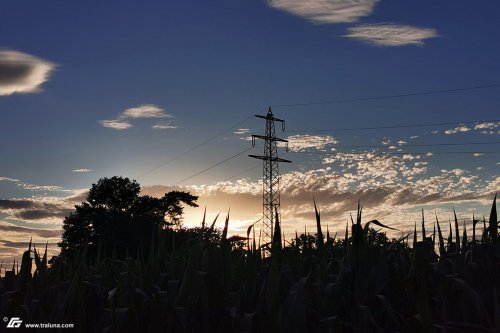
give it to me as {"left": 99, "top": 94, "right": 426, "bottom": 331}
{"left": 252, "top": 134, "right": 288, "bottom": 143}
{"left": 255, "top": 115, "right": 285, "bottom": 123}
{"left": 248, "top": 155, "right": 292, "bottom": 163}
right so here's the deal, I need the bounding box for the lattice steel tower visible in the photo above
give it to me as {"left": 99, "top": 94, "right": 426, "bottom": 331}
{"left": 249, "top": 107, "right": 291, "bottom": 249}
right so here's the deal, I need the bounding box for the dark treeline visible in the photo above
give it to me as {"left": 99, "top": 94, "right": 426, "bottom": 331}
{"left": 0, "top": 177, "right": 499, "bottom": 332}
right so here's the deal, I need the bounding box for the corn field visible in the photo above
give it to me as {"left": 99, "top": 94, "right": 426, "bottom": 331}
{"left": 0, "top": 195, "right": 499, "bottom": 332}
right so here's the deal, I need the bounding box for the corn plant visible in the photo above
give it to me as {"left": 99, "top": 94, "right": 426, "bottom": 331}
{"left": 0, "top": 195, "right": 498, "bottom": 332}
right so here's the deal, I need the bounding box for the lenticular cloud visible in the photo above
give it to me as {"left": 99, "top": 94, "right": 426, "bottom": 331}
{"left": 0, "top": 50, "right": 56, "bottom": 95}
{"left": 267, "top": 0, "right": 378, "bottom": 24}
{"left": 345, "top": 24, "right": 438, "bottom": 46}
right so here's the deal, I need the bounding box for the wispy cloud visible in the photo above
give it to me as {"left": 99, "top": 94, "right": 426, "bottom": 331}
{"left": 234, "top": 128, "right": 251, "bottom": 135}
{"left": 99, "top": 104, "right": 176, "bottom": 130}
{"left": 0, "top": 176, "right": 19, "bottom": 182}
{"left": 0, "top": 50, "right": 56, "bottom": 96}
{"left": 72, "top": 168, "right": 93, "bottom": 173}
{"left": 99, "top": 119, "right": 133, "bottom": 130}
{"left": 286, "top": 134, "right": 338, "bottom": 151}
{"left": 444, "top": 122, "right": 500, "bottom": 135}
{"left": 474, "top": 122, "right": 500, "bottom": 135}
{"left": 267, "top": 0, "right": 378, "bottom": 24}
{"left": 17, "top": 183, "right": 70, "bottom": 193}
{"left": 0, "top": 175, "right": 71, "bottom": 194}
{"left": 121, "top": 104, "right": 172, "bottom": 119}
{"left": 445, "top": 125, "right": 472, "bottom": 135}
{"left": 480, "top": 130, "right": 500, "bottom": 135}
{"left": 474, "top": 122, "right": 499, "bottom": 130}
{"left": 345, "top": 24, "right": 438, "bottom": 46}
{"left": 152, "top": 122, "right": 177, "bottom": 129}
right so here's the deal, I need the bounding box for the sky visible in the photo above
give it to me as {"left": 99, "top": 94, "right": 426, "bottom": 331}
{"left": 1, "top": 0, "right": 499, "bottom": 263}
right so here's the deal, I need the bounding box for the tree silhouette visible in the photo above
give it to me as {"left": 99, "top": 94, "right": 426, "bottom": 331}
{"left": 58, "top": 176, "right": 198, "bottom": 258}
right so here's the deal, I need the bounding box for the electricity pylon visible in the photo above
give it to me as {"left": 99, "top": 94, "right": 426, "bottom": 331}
{"left": 249, "top": 107, "right": 291, "bottom": 252}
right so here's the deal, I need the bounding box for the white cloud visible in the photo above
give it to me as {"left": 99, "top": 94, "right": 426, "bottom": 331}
{"left": 141, "top": 153, "right": 498, "bottom": 237}
{"left": 345, "top": 24, "right": 438, "bottom": 46}
{"left": 321, "top": 151, "right": 429, "bottom": 189}
{"left": 99, "top": 104, "right": 176, "bottom": 130}
{"left": 99, "top": 120, "right": 133, "bottom": 130}
{"left": 445, "top": 125, "right": 472, "bottom": 135}
{"left": 267, "top": 0, "right": 378, "bottom": 24}
{"left": 121, "top": 104, "right": 172, "bottom": 119}
{"left": 286, "top": 134, "right": 338, "bottom": 151}
{"left": 480, "top": 130, "right": 497, "bottom": 135}
{"left": 0, "top": 50, "right": 56, "bottom": 95}
{"left": 484, "top": 176, "right": 500, "bottom": 194}
{"left": 444, "top": 122, "right": 500, "bottom": 136}
{"left": 72, "top": 168, "right": 92, "bottom": 173}
{"left": 398, "top": 140, "right": 407, "bottom": 146}
{"left": 1, "top": 176, "right": 71, "bottom": 194}
{"left": 152, "top": 122, "right": 177, "bottom": 129}
{"left": 0, "top": 176, "right": 19, "bottom": 182}
{"left": 234, "top": 128, "right": 251, "bottom": 135}
{"left": 17, "top": 183, "right": 70, "bottom": 192}
{"left": 473, "top": 153, "right": 483, "bottom": 157}
{"left": 472, "top": 122, "right": 500, "bottom": 135}
{"left": 402, "top": 154, "right": 419, "bottom": 161}
{"left": 409, "top": 136, "right": 419, "bottom": 140}
{"left": 474, "top": 122, "right": 499, "bottom": 130}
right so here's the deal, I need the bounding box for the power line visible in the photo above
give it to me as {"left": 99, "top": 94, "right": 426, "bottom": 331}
{"left": 170, "top": 145, "right": 497, "bottom": 186}
{"left": 289, "top": 151, "right": 500, "bottom": 155}
{"left": 286, "top": 119, "right": 500, "bottom": 133}
{"left": 173, "top": 147, "right": 255, "bottom": 185}
{"left": 136, "top": 116, "right": 253, "bottom": 179}
{"left": 271, "top": 83, "right": 500, "bottom": 108}
{"left": 222, "top": 164, "right": 261, "bottom": 182}
{"left": 221, "top": 151, "right": 291, "bottom": 182}
{"left": 289, "top": 140, "right": 500, "bottom": 150}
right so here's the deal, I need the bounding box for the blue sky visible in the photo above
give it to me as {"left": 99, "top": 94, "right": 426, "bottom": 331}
{"left": 0, "top": 0, "right": 499, "bottom": 262}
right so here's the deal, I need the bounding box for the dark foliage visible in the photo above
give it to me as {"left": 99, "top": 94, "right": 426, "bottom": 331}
{"left": 58, "top": 176, "right": 198, "bottom": 259}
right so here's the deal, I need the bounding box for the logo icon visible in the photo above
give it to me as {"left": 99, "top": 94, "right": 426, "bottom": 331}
{"left": 6, "top": 317, "right": 22, "bottom": 328}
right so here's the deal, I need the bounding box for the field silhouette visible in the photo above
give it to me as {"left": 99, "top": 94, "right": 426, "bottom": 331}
{"left": 0, "top": 177, "right": 499, "bottom": 332}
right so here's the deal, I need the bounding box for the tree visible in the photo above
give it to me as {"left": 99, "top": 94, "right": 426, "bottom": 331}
{"left": 59, "top": 176, "right": 198, "bottom": 258}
